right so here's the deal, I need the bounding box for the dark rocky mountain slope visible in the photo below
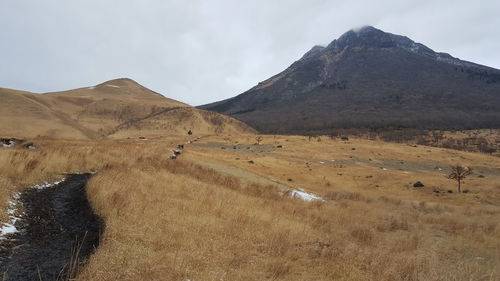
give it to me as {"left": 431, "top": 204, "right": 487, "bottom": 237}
{"left": 201, "top": 26, "right": 500, "bottom": 134}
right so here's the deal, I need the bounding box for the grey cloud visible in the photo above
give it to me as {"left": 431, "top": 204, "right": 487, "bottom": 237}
{"left": 1, "top": 0, "right": 499, "bottom": 105}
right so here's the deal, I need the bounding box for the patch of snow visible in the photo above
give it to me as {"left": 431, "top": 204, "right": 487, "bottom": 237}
{"left": 436, "top": 56, "right": 463, "bottom": 66}
{"left": 331, "top": 160, "right": 336, "bottom": 162}
{"left": 319, "top": 161, "right": 325, "bottom": 164}
{"left": 32, "top": 179, "right": 64, "bottom": 190}
{"left": 382, "top": 168, "right": 388, "bottom": 171}
{"left": 1, "top": 192, "right": 21, "bottom": 238}
{"left": 0, "top": 224, "right": 18, "bottom": 236}
{"left": 88, "top": 86, "right": 95, "bottom": 90}
{"left": 106, "top": 84, "right": 120, "bottom": 88}
{"left": 1, "top": 179, "right": 65, "bottom": 239}
{"left": 290, "top": 189, "right": 324, "bottom": 202}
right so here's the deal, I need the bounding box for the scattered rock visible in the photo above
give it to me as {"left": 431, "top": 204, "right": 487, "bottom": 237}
{"left": 287, "top": 178, "right": 293, "bottom": 182}
{"left": 365, "top": 175, "right": 373, "bottom": 178}
{"left": 1, "top": 138, "right": 16, "bottom": 148}
{"left": 478, "top": 175, "right": 485, "bottom": 178}
{"left": 248, "top": 160, "right": 254, "bottom": 164}
{"left": 463, "top": 190, "right": 470, "bottom": 194}
{"left": 447, "top": 190, "right": 453, "bottom": 193}
{"left": 341, "top": 136, "right": 349, "bottom": 141}
{"left": 351, "top": 148, "right": 356, "bottom": 150}
{"left": 413, "top": 181, "right": 425, "bottom": 188}
{"left": 22, "top": 142, "right": 36, "bottom": 149}
{"left": 276, "top": 145, "right": 283, "bottom": 148}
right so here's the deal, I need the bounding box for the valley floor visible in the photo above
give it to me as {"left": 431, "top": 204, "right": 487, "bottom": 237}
{"left": 0, "top": 134, "right": 499, "bottom": 280}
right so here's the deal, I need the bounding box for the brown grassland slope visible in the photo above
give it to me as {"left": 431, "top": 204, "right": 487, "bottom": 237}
{"left": 0, "top": 79, "right": 254, "bottom": 139}
{"left": 0, "top": 134, "right": 499, "bottom": 280}
{"left": 0, "top": 88, "right": 90, "bottom": 139}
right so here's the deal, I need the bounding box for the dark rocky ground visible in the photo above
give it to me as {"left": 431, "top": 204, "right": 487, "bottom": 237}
{"left": 0, "top": 173, "right": 103, "bottom": 281}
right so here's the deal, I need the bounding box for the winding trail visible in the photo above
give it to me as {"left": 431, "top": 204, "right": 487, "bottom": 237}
{"left": 0, "top": 173, "right": 103, "bottom": 281}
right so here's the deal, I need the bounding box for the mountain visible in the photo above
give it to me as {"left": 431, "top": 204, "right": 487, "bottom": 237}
{"left": 201, "top": 26, "right": 500, "bottom": 134}
{"left": 0, "top": 78, "right": 255, "bottom": 139}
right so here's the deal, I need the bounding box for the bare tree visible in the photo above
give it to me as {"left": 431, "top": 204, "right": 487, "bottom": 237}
{"left": 447, "top": 165, "right": 472, "bottom": 193}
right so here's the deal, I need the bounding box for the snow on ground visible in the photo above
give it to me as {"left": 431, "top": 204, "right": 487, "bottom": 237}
{"left": 32, "top": 179, "right": 65, "bottom": 190}
{"left": 290, "top": 189, "right": 324, "bottom": 202}
{"left": 0, "top": 192, "right": 21, "bottom": 238}
{"left": 88, "top": 86, "right": 95, "bottom": 90}
{"left": 106, "top": 84, "right": 120, "bottom": 88}
{"left": 1, "top": 179, "right": 65, "bottom": 238}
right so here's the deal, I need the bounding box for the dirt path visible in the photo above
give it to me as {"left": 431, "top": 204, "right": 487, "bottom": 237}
{"left": 0, "top": 174, "right": 103, "bottom": 281}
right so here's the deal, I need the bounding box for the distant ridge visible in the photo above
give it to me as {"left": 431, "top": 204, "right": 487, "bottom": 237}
{"left": 201, "top": 26, "right": 500, "bottom": 134}
{"left": 0, "top": 78, "right": 256, "bottom": 139}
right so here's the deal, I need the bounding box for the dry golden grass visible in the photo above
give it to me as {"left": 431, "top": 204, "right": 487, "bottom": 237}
{"left": 0, "top": 79, "right": 254, "bottom": 139}
{"left": 0, "top": 135, "right": 499, "bottom": 280}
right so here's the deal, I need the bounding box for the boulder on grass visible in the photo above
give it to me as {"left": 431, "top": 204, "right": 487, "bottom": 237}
{"left": 413, "top": 181, "right": 425, "bottom": 188}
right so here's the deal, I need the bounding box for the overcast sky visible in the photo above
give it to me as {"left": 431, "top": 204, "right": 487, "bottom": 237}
{"left": 1, "top": 0, "right": 499, "bottom": 105}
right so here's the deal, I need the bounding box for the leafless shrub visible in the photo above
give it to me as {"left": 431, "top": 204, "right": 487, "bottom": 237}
{"left": 447, "top": 165, "right": 472, "bottom": 193}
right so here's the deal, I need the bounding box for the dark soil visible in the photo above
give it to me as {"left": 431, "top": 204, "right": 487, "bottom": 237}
{"left": 0, "top": 173, "right": 103, "bottom": 281}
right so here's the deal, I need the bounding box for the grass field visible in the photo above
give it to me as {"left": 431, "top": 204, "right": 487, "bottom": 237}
{"left": 1, "top": 134, "right": 499, "bottom": 280}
